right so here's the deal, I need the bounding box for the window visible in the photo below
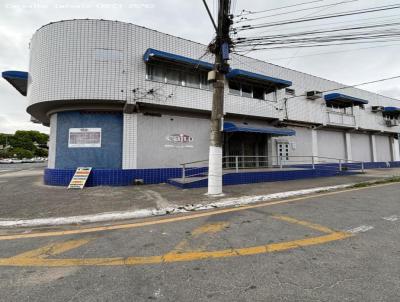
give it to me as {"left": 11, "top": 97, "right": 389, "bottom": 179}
{"left": 200, "top": 73, "right": 210, "bottom": 90}
{"left": 229, "top": 81, "right": 241, "bottom": 96}
{"left": 228, "top": 81, "right": 276, "bottom": 101}
{"left": 253, "top": 86, "right": 265, "bottom": 100}
{"left": 166, "top": 68, "right": 181, "bottom": 85}
{"left": 185, "top": 72, "right": 199, "bottom": 88}
{"left": 146, "top": 64, "right": 211, "bottom": 90}
{"left": 241, "top": 84, "right": 252, "bottom": 98}
{"left": 147, "top": 65, "right": 164, "bottom": 82}
{"left": 327, "top": 105, "right": 354, "bottom": 115}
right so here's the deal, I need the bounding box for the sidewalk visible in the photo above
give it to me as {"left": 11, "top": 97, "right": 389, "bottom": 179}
{"left": 0, "top": 166, "right": 400, "bottom": 226}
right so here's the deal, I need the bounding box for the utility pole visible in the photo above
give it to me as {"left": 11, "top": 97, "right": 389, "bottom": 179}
{"left": 207, "top": 0, "right": 232, "bottom": 195}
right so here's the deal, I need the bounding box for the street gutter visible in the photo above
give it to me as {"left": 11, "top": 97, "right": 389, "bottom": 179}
{"left": 0, "top": 177, "right": 399, "bottom": 228}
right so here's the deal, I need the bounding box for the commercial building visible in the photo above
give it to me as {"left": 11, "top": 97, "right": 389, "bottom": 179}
{"left": 2, "top": 19, "right": 400, "bottom": 186}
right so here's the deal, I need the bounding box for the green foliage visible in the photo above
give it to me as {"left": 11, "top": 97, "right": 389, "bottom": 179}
{"left": 0, "top": 130, "right": 48, "bottom": 158}
{"left": 34, "top": 148, "right": 48, "bottom": 157}
{"left": 10, "top": 147, "right": 34, "bottom": 159}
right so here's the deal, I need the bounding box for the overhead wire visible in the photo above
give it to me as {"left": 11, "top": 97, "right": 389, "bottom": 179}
{"left": 263, "top": 43, "right": 400, "bottom": 60}
{"left": 236, "top": 0, "right": 362, "bottom": 55}
{"left": 234, "top": 3, "right": 400, "bottom": 32}
{"left": 235, "top": 0, "right": 324, "bottom": 17}
{"left": 235, "top": 0, "right": 358, "bottom": 23}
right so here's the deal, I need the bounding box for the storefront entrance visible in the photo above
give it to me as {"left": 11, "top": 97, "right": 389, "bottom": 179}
{"left": 223, "top": 133, "right": 269, "bottom": 168}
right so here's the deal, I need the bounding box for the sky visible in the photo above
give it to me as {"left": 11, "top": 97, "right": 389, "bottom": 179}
{"left": 1, "top": 0, "right": 400, "bottom": 134}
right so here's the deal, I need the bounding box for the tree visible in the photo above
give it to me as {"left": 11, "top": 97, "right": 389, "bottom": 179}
{"left": 34, "top": 148, "right": 48, "bottom": 157}
{"left": 10, "top": 147, "right": 34, "bottom": 159}
{"left": 0, "top": 130, "right": 49, "bottom": 158}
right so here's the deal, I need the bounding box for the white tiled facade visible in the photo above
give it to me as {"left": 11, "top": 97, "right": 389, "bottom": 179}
{"left": 26, "top": 19, "right": 400, "bottom": 168}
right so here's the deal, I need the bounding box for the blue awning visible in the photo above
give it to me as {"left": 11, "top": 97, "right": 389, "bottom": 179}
{"left": 324, "top": 93, "right": 368, "bottom": 107}
{"left": 2, "top": 70, "right": 28, "bottom": 96}
{"left": 223, "top": 122, "right": 295, "bottom": 136}
{"left": 226, "top": 69, "right": 292, "bottom": 91}
{"left": 143, "top": 48, "right": 214, "bottom": 70}
{"left": 383, "top": 106, "right": 400, "bottom": 115}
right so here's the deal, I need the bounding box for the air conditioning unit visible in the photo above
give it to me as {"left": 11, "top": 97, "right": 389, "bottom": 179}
{"left": 306, "top": 90, "right": 322, "bottom": 100}
{"left": 371, "top": 106, "right": 384, "bottom": 113}
{"left": 386, "top": 120, "right": 399, "bottom": 127}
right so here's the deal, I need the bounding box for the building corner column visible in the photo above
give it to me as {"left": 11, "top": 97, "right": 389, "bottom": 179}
{"left": 345, "top": 132, "right": 352, "bottom": 161}
{"left": 122, "top": 113, "right": 138, "bottom": 169}
{"left": 311, "top": 129, "right": 318, "bottom": 158}
{"left": 47, "top": 113, "right": 57, "bottom": 169}
{"left": 390, "top": 136, "right": 400, "bottom": 161}
{"left": 370, "top": 134, "right": 377, "bottom": 162}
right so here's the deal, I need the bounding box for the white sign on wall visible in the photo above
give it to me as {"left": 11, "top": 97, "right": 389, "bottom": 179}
{"left": 68, "top": 128, "right": 102, "bottom": 148}
{"left": 164, "top": 134, "right": 194, "bottom": 148}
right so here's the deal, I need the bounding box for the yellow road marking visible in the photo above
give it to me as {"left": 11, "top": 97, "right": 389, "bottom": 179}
{"left": 191, "top": 222, "right": 229, "bottom": 236}
{"left": 0, "top": 232, "right": 352, "bottom": 267}
{"left": 10, "top": 238, "right": 92, "bottom": 259}
{"left": 166, "top": 221, "right": 230, "bottom": 254}
{"left": 272, "top": 215, "right": 335, "bottom": 234}
{"left": 1, "top": 181, "right": 397, "bottom": 241}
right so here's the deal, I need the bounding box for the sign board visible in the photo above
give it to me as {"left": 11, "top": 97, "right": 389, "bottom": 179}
{"left": 164, "top": 134, "right": 194, "bottom": 149}
{"left": 69, "top": 128, "right": 101, "bottom": 148}
{"left": 68, "top": 167, "right": 92, "bottom": 189}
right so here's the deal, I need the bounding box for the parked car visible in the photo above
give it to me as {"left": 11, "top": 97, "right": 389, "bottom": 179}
{"left": 22, "top": 158, "right": 35, "bottom": 163}
{"left": 0, "top": 158, "right": 13, "bottom": 164}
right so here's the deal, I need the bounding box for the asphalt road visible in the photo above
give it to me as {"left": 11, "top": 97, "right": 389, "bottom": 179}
{"left": 0, "top": 182, "right": 399, "bottom": 301}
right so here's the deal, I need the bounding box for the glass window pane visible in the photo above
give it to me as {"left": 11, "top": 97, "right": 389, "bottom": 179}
{"left": 229, "top": 81, "right": 240, "bottom": 95}
{"left": 200, "top": 73, "right": 210, "bottom": 90}
{"left": 166, "top": 68, "right": 181, "bottom": 85}
{"left": 241, "top": 84, "right": 252, "bottom": 98}
{"left": 185, "top": 72, "right": 200, "bottom": 88}
{"left": 253, "top": 86, "right": 264, "bottom": 100}
{"left": 148, "top": 65, "right": 164, "bottom": 82}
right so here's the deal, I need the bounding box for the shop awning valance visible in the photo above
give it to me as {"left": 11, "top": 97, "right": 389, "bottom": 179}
{"left": 2, "top": 70, "right": 28, "bottom": 96}
{"left": 324, "top": 93, "right": 368, "bottom": 107}
{"left": 223, "top": 122, "right": 295, "bottom": 136}
{"left": 383, "top": 106, "right": 400, "bottom": 115}
{"left": 226, "top": 69, "right": 292, "bottom": 90}
{"left": 143, "top": 48, "right": 214, "bottom": 70}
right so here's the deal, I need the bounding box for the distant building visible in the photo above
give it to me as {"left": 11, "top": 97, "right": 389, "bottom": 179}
{"left": 2, "top": 19, "right": 400, "bottom": 186}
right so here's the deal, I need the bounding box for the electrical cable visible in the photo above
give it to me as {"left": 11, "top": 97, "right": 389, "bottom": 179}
{"left": 235, "top": 0, "right": 324, "bottom": 17}
{"left": 235, "top": 4, "right": 400, "bottom": 32}
{"left": 235, "top": 0, "right": 358, "bottom": 23}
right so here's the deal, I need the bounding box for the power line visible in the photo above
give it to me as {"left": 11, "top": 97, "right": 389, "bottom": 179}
{"left": 235, "top": 0, "right": 324, "bottom": 17}
{"left": 251, "top": 13, "right": 400, "bottom": 36}
{"left": 286, "top": 75, "right": 400, "bottom": 101}
{"left": 234, "top": 21, "right": 400, "bottom": 43}
{"left": 234, "top": 39, "right": 400, "bottom": 52}
{"left": 235, "top": 0, "right": 358, "bottom": 23}
{"left": 237, "top": 0, "right": 364, "bottom": 56}
{"left": 267, "top": 43, "right": 400, "bottom": 60}
{"left": 235, "top": 4, "right": 400, "bottom": 32}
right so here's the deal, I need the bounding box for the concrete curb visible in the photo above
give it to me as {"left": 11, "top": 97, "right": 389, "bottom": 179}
{"left": 0, "top": 183, "right": 359, "bottom": 228}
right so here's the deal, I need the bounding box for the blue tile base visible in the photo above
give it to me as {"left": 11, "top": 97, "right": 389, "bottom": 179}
{"left": 44, "top": 161, "right": 400, "bottom": 187}
{"left": 44, "top": 168, "right": 184, "bottom": 187}
{"left": 167, "top": 169, "right": 360, "bottom": 189}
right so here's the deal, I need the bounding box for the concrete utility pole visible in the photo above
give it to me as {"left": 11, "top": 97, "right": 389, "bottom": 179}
{"left": 207, "top": 0, "right": 232, "bottom": 195}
